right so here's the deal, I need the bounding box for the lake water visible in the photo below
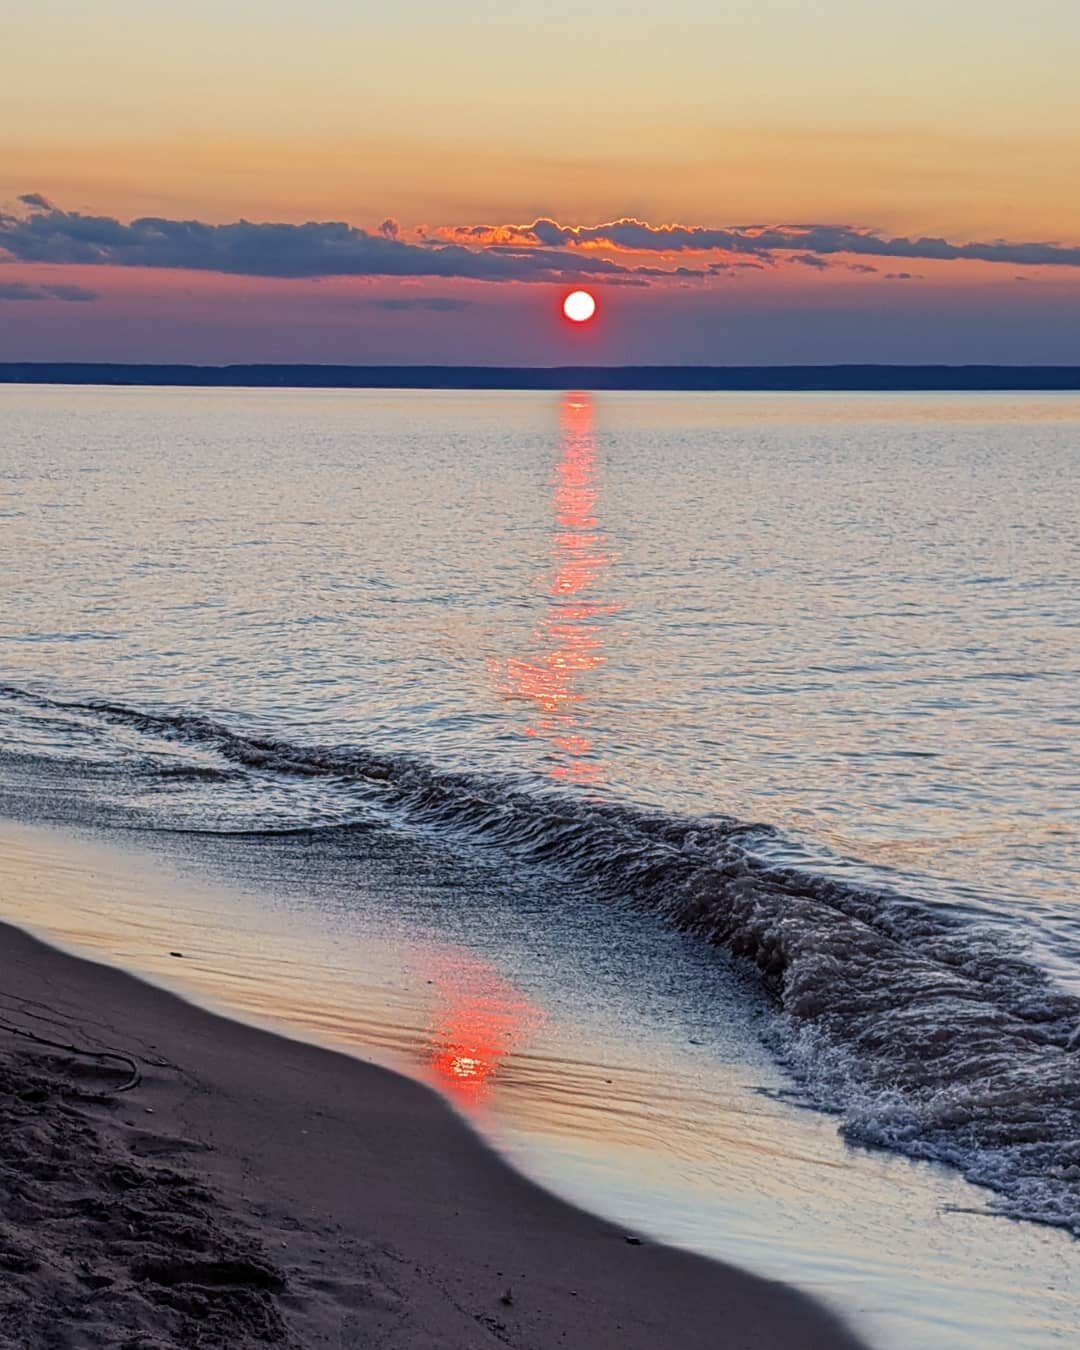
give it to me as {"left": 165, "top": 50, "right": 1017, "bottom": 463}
{"left": 1, "top": 385, "right": 1078, "bottom": 1346}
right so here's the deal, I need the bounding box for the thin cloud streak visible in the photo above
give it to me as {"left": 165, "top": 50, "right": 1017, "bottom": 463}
{"left": 0, "top": 279, "right": 98, "bottom": 302}
{"left": 363, "top": 296, "right": 474, "bottom": 311}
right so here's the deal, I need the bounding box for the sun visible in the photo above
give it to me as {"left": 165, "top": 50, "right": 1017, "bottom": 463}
{"left": 562, "top": 289, "right": 597, "bottom": 323}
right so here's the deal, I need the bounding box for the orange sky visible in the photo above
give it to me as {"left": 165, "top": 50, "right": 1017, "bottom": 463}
{"left": 6, "top": 0, "right": 1080, "bottom": 238}
{"left": 3, "top": 0, "right": 1079, "bottom": 361}
{"left": 5, "top": 126, "right": 1080, "bottom": 246}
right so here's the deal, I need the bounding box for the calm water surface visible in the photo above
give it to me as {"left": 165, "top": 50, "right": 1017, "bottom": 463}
{"left": 2, "top": 387, "right": 1075, "bottom": 914}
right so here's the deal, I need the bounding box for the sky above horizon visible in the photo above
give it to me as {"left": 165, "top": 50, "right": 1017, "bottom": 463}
{"left": 3, "top": 0, "right": 1079, "bottom": 364}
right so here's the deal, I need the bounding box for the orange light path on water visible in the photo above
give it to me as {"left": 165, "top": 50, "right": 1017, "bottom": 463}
{"left": 493, "top": 392, "right": 617, "bottom": 784}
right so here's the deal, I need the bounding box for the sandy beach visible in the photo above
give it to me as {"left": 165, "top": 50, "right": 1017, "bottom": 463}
{"left": 6, "top": 0, "right": 1080, "bottom": 1332}
{"left": 0, "top": 843, "right": 866, "bottom": 1350}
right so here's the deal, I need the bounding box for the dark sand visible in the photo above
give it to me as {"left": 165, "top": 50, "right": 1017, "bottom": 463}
{"left": 0, "top": 915, "right": 867, "bottom": 1348}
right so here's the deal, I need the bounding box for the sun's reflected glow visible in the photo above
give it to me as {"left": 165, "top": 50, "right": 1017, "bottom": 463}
{"left": 424, "top": 948, "right": 542, "bottom": 1106}
{"left": 493, "top": 392, "right": 617, "bottom": 784}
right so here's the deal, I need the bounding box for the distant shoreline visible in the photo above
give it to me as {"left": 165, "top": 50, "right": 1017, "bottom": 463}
{"left": 2, "top": 362, "right": 1080, "bottom": 391}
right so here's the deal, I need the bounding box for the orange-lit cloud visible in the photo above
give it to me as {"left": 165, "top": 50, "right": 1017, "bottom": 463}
{"left": 5, "top": 197, "right": 1080, "bottom": 293}
{"left": 464, "top": 217, "right": 1080, "bottom": 270}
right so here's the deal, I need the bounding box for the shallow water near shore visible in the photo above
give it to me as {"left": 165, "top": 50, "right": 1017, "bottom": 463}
{"left": 1, "top": 817, "right": 1078, "bottom": 1349}
{"left": 1, "top": 386, "right": 1078, "bottom": 1344}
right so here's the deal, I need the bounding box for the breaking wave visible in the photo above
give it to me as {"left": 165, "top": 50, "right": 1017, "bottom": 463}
{"left": 2, "top": 682, "right": 1078, "bottom": 1235}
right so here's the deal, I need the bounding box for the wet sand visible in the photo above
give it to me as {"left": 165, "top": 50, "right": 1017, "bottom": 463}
{"left": 0, "top": 848, "right": 867, "bottom": 1348}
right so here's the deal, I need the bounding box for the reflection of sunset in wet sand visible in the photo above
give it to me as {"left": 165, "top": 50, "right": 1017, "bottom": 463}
{"left": 424, "top": 948, "right": 542, "bottom": 1106}
{"left": 496, "top": 392, "right": 616, "bottom": 783}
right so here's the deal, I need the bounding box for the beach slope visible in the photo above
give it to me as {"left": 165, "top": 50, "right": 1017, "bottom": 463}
{"left": 0, "top": 909, "right": 865, "bottom": 1348}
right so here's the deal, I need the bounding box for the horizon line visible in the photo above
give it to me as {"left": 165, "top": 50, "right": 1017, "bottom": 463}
{"left": 2, "top": 361, "right": 1079, "bottom": 393}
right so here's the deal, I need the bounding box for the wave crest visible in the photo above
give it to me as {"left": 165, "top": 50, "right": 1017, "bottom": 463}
{"left": 2, "top": 682, "right": 1078, "bottom": 1234}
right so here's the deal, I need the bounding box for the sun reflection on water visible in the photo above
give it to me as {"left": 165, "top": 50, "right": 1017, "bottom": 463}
{"left": 495, "top": 392, "right": 617, "bottom": 784}
{"left": 424, "top": 948, "right": 542, "bottom": 1107}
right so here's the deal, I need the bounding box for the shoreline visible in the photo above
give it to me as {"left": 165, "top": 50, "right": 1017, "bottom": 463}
{"left": 0, "top": 869, "right": 867, "bottom": 1347}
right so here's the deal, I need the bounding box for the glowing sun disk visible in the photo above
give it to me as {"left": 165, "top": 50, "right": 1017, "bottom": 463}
{"left": 563, "top": 290, "right": 597, "bottom": 323}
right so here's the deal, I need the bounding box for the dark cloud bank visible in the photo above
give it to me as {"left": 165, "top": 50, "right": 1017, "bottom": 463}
{"left": 0, "top": 196, "right": 625, "bottom": 283}
{"left": 3, "top": 195, "right": 1079, "bottom": 284}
